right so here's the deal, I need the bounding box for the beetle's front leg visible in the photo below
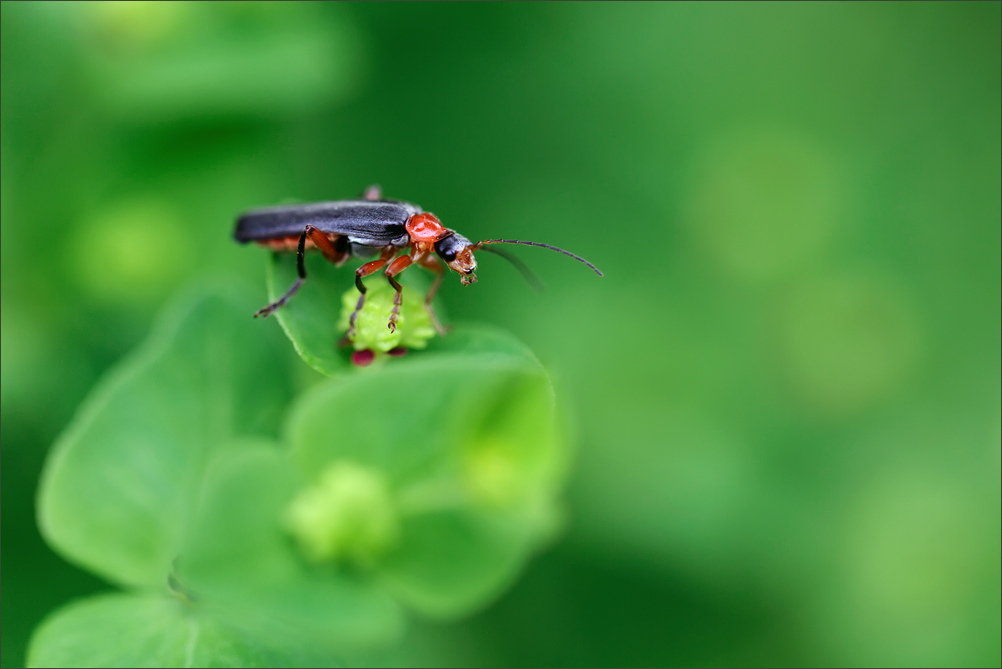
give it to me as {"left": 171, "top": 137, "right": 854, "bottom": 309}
{"left": 417, "top": 255, "right": 449, "bottom": 336}
{"left": 349, "top": 247, "right": 396, "bottom": 337}
{"left": 384, "top": 254, "right": 414, "bottom": 333}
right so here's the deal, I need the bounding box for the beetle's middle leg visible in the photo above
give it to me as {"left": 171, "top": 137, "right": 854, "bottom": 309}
{"left": 384, "top": 254, "right": 414, "bottom": 333}
{"left": 255, "top": 226, "right": 347, "bottom": 318}
{"left": 348, "top": 246, "right": 396, "bottom": 336}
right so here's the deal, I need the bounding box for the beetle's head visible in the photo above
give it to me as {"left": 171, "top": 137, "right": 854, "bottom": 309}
{"left": 434, "top": 232, "right": 478, "bottom": 285}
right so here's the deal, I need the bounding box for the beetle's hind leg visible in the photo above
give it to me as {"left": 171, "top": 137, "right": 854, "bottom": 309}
{"left": 254, "top": 226, "right": 347, "bottom": 318}
{"left": 318, "top": 233, "right": 350, "bottom": 266}
{"left": 255, "top": 275, "right": 304, "bottom": 318}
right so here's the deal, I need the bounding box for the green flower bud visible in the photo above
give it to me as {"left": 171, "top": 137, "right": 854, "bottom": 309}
{"left": 336, "top": 280, "right": 437, "bottom": 354}
{"left": 284, "top": 461, "right": 399, "bottom": 567}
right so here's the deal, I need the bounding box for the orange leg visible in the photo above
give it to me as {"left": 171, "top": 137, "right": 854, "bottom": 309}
{"left": 255, "top": 225, "right": 348, "bottom": 318}
{"left": 417, "top": 255, "right": 449, "bottom": 335}
{"left": 307, "top": 227, "right": 349, "bottom": 266}
{"left": 384, "top": 255, "right": 414, "bottom": 333}
{"left": 349, "top": 246, "right": 397, "bottom": 336}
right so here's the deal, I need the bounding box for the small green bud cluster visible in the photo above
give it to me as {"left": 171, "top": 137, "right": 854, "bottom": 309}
{"left": 336, "top": 281, "right": 437, "bottom": 364}
{"left": 284, "top": 461, "right": 399, "bottom": 568}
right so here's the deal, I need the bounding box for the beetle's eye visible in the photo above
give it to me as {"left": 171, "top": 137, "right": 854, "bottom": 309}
{"left": 435, "top": 235, "right": 459, "bottom": 262}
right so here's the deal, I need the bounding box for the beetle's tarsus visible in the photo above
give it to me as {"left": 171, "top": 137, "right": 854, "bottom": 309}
{"left": 414, "top": 255, "right": 449, "bottom": 336}
{"left": 254, "top": 277, "right": 303, "bottom": 318}
{"left": 425, "top": 303, "right": 449, "bottom": 336}
{"left": 347, "top": 291, "right": 366, "bottom": 338}
{"left": 383, "top": 256, "right": 410, "bottom": 336}
{"left": 254, "top": 303, "right": 278, "bottom": 318}
{"left": 387, "top": 285, "right": 404, "bottom": 333}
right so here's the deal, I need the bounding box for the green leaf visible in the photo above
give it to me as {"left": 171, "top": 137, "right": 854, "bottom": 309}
{"left": 179, "top": 440, "right": 404, "bottom": 653}
{"left": 285, "top": 327, "right": 551, "bottom": 485}
{"left": 26, "top": 592, "right": 328, "bottom": 668}
{"left": 264, "top": 252, "right": 444, "bottom": 377}
{"left": 265, "top": 252, "right": 350, "bottom": 376}
{"left": 37, "top": 285, "right": 295, "bottom": 589}
{"left": 378, "top": 509, "right": 536, "bottom": 618}
{"left": 283, "top": 326, "right": 567, "bottom": 617}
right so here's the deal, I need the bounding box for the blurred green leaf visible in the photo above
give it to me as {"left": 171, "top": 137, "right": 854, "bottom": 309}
{"left": 379, "top": 509, "right": 535, "bottom": 618}
{"left": 285, "top": 326, "right": 549, "bottom": 482}
{"left": 284, "top": 326, "right": 566, "bottom": 617}
{"left": 27, "top": 592, "right": 318, "bottom": 668}
{"left": 179, "top": 440, "right": 404, "bottom": 654}
{"left": 37, "top": 285, "right": 294, "bottom": 589}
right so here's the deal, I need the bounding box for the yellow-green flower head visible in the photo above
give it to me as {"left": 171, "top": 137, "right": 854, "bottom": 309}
{"left": 284, "top": 461, "right": 399, "bottom": 567}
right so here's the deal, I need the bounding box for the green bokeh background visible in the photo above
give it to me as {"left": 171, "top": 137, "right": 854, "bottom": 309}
{"left": 2, "top": 2, "right": 999, "bottom": 666}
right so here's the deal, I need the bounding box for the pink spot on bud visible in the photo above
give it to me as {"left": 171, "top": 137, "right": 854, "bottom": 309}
{"left": 388, "top": 346, "right": 408, "bottom": 357}
{"left": 351, "top": 349, "right": 375, "bottom": 367}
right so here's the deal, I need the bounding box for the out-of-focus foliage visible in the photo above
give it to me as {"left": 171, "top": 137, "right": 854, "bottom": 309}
{"left": 3, "top": 2, "right": 999, "bottom": 667}
{"left": 28, "top": 593, "right": 321, "bottom": 668}
{"left": 30, "top": 285, "right": 563, "bottom": 666}
{"left": 37, "top": 288, "right": 294, "bottom": 588}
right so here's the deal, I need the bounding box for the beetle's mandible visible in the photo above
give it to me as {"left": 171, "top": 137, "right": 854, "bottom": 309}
{"left": 233, "top": 185, "right": 603, "bottom": 337}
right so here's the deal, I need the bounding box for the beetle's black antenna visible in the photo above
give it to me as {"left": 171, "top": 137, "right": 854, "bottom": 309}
{"left": 480, "top": 245, "right": 546, "bottom": 292}
{"left": 478, "top": 239, "right": 603, "bottom": 276}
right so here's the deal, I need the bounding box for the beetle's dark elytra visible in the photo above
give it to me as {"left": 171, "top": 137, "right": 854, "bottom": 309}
{"left": 233, "top": 200, "right": 421, "bottom": 247}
